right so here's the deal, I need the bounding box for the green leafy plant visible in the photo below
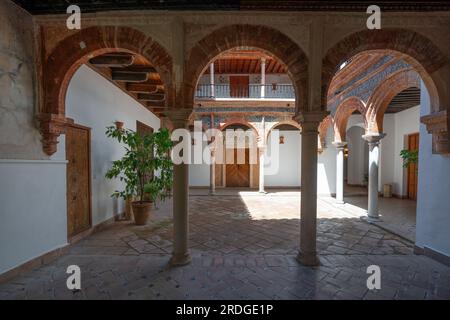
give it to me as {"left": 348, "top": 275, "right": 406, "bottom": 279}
{"left": 105, "top": 125, "right": 173, "bottom": 204}
{"left": 400, "top": 149, "right": 418, "bottom": 168}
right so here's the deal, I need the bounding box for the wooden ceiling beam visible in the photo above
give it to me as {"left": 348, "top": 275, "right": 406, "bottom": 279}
{"left": 111, "top": 66, "right": 157, "bottom": 73}
{"left": 127, "top": 83, "right": 162, "bottom": 93}
{"left": 112, "top": 70, "right": 148, "bottom": 82}
{"left": 137, "top": 93, "right": 165, "bottom": 101}
{"left": 90, "top": 54, "right": 134, "bottom": 67}
{"left": 146, "top": 101, "right": 165, "bottom": 108}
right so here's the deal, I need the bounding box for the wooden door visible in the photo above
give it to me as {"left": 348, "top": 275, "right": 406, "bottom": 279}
{"left": 407, "top": 133, "right": 419, "bottom": 200}
{"left": 229, "top": 76, "right": 249, "bottom": 98}
{"left": 66, "top": 124, "right": 91, "bottom": 238}
{"left": 226, "top": 149, "right": 250, "bottom": 187}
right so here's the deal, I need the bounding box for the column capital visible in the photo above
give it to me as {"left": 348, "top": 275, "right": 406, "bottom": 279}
{"left": 332, "top": 141, "right": 347, "bottom": 149}
{"left": 362, "top": 132, "right": 386, "bottom": 144}
{"left": 294, "top": 111, "right": 329, "bottom": 132}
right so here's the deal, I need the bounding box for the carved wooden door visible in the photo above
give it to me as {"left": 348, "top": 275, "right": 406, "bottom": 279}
{"left": 66, "top": 124, "right": 91, "bottom": 238}
{"left": 226, "top": 148, "right": 250, "bottom": 187}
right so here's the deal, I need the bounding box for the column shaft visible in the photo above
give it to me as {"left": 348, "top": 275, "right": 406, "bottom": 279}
{"left": 260, "top": 58, "right": 266, "bottom": 98}
{"left": 333, "top": 142, "right": 347, "bottom": 204}
{"left": 259, "top": 149, "right": 265, "bottom": 193}
{"left": 295, "top": 114, "right": 325, "bottom": 267}
{"left": 210, "top": 63, "right": 215, "bottom": 98}
{"left": 362, "top": 133, "right": 385, "bottom": 222}
{"left": 168, "top": 111, "right": 192, "bottom": 266}
{"left": 209, "top": 150, "right": 216, "bottom": 195}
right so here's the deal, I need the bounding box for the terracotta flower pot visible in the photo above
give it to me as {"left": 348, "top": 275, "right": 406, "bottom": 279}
{"left": 115, "top": 121, "right": 124, "bottom": 130}
{"left": 131, "top": 201, "right": 152, "bottom": 225}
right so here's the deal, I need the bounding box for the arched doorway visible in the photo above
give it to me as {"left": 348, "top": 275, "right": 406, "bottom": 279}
{"left": 40, "top": 26, "right": 172, "bottom": 240}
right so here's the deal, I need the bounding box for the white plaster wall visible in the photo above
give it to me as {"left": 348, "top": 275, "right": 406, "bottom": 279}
{"left": 416, "top": 81, "right": 450, "bottom": 257}
{"left": 0, "top": 1, "right": 69, "bottom": 275}
{"left": 189, "top": 140, "right": 210, "bottom": 187}
{"left": 317, "top": 126, "right": 336, "bottom": 195}
{"left": 265, "top": 130, "right": 301, "bottom": 187}
{"left": 0, "top": 143, "right": 67, "bottom": 274}
{"left": 379, "top": 114, "right": 396, "bottom": 192}
{"left": 394, "top": 106, "right": 420, "bottom": 195}
{"left": 66, "top": 65, "right": 160, "bottom": 225}
{"left": 346, "top": 125, "right": 367, "bottom": 186}
{"left": 380, "top": 106, "right": 420, "bottom": 195}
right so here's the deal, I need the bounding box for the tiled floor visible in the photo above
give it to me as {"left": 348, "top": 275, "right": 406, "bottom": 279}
{"left": 0, "top": 191, "right": 448, "bottom": 300}
{"left": 338, "top": 185, "right": 416, "bottom": 241}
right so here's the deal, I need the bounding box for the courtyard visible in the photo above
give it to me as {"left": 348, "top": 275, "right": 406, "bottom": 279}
{"left": 0, "top": 191, "right": 448, "bottom": 300}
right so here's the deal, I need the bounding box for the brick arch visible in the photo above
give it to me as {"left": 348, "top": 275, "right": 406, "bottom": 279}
{"left": 184, "top": 24, "right": 308, "bottom": 112}
{"left": 266, "top": 120, "right": 302, "bottom": 142}
{"left": 39, "top": 26, "right": 173, "bottom": 155}
{"left": 219, "top": 119, "right": 260, "bottom": 139}
{"left": 366, "top": 69, "right": 420, "bottom": 134}
{"left": 318, "top": 115, "right": 333, "bottom": 153}
{"left": 322, "top": 29, "right": 447, "bottom": 113}
{"left": 333, "top": 97, "right": 367, "bottom": 143}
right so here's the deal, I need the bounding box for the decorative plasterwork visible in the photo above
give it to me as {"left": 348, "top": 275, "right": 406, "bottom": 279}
{"left": 421, "top": 110, "right": 450, "bottom": 154}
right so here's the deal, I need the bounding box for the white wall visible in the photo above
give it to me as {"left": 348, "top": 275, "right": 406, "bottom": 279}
{"left": 0, "top": 1, "right": 69, "bottom": 275}
{"left": 346, "top": 125, "right": 368, "bottom": 186}
{"left": 66, "top": 65, "right": 161, "bottom": 225}
{"left": 317, "top": 126, "right": 336, "bottom": 195}
{"left": 416, "top": 81, "right": 450, "bottom": 257}
{"left": 189, "top": 140, "right": 210, "bottom": 187}
{"left": 265, "top": 130, "right": 301, "bottom": 187}
{"left": 380, "top": 106, "right": 420, "bottom": 195}
{"left": 0, "top": 144, "right": 67, "bottom": 274}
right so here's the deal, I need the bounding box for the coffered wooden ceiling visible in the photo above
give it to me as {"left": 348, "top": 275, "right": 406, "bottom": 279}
{"left": 212, "top": 50, "right": 287, "bottom": 74}
{"left": 12, "top": 0, "right": 450, "bottom": 15}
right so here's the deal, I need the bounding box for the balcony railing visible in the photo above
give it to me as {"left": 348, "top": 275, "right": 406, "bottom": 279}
{"left": 195, "top": 84, "right": 295, "bottom": 99}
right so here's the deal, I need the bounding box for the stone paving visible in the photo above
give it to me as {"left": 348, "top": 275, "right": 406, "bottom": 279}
{"left": 1, "top": 193, "right": 449, "bottom": 300}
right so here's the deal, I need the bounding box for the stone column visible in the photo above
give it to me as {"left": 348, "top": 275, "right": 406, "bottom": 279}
{"left": 332, "top": 141, "right": 347, "bottom": 204}
{"left": 260, "top": 57, "right": 266, "bottom": 98}
{"left": 209, "top": 148, "right": 216, "bottom": 195}
{"left": 362, "top": 133, "right": 385, "bottom": 222}
{"left": 210, "top": 63, "right": 215, "bottom": 98}
{"left": 258, "top": 147, "right": 266, "bottom": 193}
{"left": 295, "top": 112, "right": 327, "bottom": 266}
{"left": 168, "top": 109, "right": 192, "bottom": 266}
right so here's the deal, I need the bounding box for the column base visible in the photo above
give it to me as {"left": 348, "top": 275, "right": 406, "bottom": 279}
{"left": 209, "top": 191, "right": 216, "bottom": 196}
{"left": 335, "top": 199, "right": 345, "bottom": 205}
{"left": 258, "top": 190, "right": 267, "bottom": 194}
{"left": 296, "top": 251, "right": 320, "bottom": 267}
{"left": 361, "top": 215, "right": 382, "bottom": 223}
{"left": 170, "top": 252, "right": 192, "bottom": 266}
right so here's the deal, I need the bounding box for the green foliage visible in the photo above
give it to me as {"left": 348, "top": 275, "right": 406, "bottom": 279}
{"left": 400, "top": 149, "right": 419, "bottom": 168}
{"left": 105, "top": 125, "right": 173, "bottom": 203}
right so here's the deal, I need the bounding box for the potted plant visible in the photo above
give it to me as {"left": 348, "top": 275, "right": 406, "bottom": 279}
{"left": 105, "top": 124, "right": 173, "bottom": 225}
{"left": 400, "top": 149, "right": 419, "bottom": 169}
